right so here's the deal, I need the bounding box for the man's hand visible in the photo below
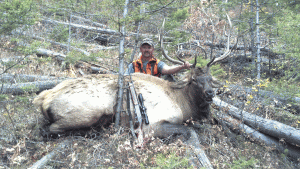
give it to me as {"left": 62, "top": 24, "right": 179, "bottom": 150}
{"left": 161, "top": 61, "right": 192, "bottom": 75}
{"left": 182, "top": 61, "right": 192, "bottom": 70}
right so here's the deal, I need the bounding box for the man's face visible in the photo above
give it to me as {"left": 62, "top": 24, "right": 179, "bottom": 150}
{"left": 140, "top": 44, "right": 154, "bottom": 58}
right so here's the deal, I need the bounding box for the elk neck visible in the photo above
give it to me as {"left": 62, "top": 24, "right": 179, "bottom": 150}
{"left": 183, "top": 80, "right": 211, "bottom": 119}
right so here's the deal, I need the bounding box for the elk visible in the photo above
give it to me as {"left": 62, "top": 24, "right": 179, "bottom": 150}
{"left": 33, "top": 14, "right": 232, "bottom": 168}
{"left": 33, "top": 45, "right": 230, "bottom": 135}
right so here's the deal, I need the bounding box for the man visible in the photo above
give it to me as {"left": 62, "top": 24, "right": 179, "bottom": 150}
{"left": 125, "top": 38, "right": 191, "bottom": 78}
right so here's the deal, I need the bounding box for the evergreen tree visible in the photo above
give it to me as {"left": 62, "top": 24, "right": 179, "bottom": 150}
{"left": 0, "top": 0, "right": 37, "bottom": 35}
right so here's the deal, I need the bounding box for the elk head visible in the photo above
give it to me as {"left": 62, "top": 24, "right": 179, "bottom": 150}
{"left": 160, "top": 14, "right": 232, "bottom": 104}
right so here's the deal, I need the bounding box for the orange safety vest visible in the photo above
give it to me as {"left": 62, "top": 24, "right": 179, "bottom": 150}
{"left": 132, "top": 56, "right": 161, "bottom": 77}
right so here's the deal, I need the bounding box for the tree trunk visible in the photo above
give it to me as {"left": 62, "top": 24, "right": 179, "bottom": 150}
{"left": 214, "top": 111, "right": 300, "bottom": 160}
{"left": 213, "top": 97, "right": 300, "bottom": 146}
{"left": 115, "top": 0, "right": 129, "bottom": 128}
{"left": 256, "top": 0, "right": 261, "bottom": 81}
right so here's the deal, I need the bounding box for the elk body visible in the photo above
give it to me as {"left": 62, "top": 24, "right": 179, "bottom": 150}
{"left": 33, "top": 66, "right": 215, "bottom": 138}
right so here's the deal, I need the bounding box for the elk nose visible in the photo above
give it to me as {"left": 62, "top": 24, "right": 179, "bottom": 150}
{"left": 206, "top": 90, "right": 215, "bottom": 97}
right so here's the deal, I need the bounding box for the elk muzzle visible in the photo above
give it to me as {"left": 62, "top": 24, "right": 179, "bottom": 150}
{"left": 204, "top": 89, "right": 214, "bottom": 103}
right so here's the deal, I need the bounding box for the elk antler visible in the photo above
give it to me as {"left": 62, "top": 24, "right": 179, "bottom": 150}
{"left": 160, "top": 34, "right": 184, "bottom": 65}
{"left": 207, "top": 13, "right": 232, "bottom": 67}
{"left": 160, "top": 18, "right": 192, "bottom": 65}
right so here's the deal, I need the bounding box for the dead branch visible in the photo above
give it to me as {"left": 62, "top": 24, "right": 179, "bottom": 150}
{"left": 28, "top": 139, "right": 71, "bottom": 169}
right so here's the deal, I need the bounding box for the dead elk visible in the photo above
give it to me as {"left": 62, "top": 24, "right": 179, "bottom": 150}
{"left": 33, "top": 49, "right": 230, "bottom": 138}
{"left": 33, "top": 12, "right": 232, "bottom": 138}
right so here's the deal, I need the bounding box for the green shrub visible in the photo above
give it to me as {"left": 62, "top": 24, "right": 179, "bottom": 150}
{"left": 227, "top": 156, "right": 258, "bottom": 169}
{"left": 152, "top": 152, "right": 192, "bottom": 169}
{"left": 50, "top": 24, "right": 69, "bottom": 42}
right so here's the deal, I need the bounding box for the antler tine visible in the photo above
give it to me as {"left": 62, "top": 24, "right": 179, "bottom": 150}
{"left": 209, "top": 13, "right": 232, "bottom": 66}
{"left": 191, "top": 44, "right": 207, "bottom": 68}
{"left": 160, "top": 20, "right": 184, "bottom": 65}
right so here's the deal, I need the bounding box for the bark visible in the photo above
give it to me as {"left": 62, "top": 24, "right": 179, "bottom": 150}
{"left": 28, "top": 139, "right": 71, "bottom": 169}
{"left": 213, "top": 97, "right": 300, "bottom": 146}
{"left": 0, "top": 74, "right": 65, "bottom": 83}
{"left": 214, "top": 111, "right": 300, "bottom": 160}
{"left": 0, "top": 80, "right": 64, "bottom": 95}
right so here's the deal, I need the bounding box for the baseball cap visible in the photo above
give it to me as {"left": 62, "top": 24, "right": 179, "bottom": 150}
{"left": 141, "top": 38, "right": 154, "bottom": 47}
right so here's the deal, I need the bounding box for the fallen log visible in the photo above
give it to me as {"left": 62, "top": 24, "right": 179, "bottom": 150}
{"left": 214, "top": 111, "right": 300, "bottom": 160}
{"left": 42, "top": 18, "right": 120, "bottom": 35}
{"left": 36, "top": 48, "right": 66, "bottom": 61}
{"left": 213, "top": 97, "right": 300, "bottom": 146}
{"left": 203, "top": 41, "right": 280, "bottom": 58}
{"left": 33, "top": 36, "right": 90, "bottom": 56}
{"left": 71, "top": 15, "right": 108, "bottom": 28}
{"left": 0, "top": 80, "right": 64, "bottom": 95}
{"left": 75, "top": 61, "right": 116, "bottom": 74}
{"left": 0, "top": 74, "right": 65, "bottom": 83}
{"left": 41, "top": 18, "right": 172, "bottom": 41}
{"left": 88, "top": 46, "right": 118, "bottom": 51}
{"left": 186, "top": 128, "right": 213, "bottom": 169}
{"left": 28, "top": 139, "right": 71, "bottom": 169}
{"left": 13, "top": 29, "right": 90, "bottom": 56}
{"left": 0, "top": 56, "right": 25, "bottom": 64}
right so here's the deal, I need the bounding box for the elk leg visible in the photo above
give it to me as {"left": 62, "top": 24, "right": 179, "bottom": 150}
{"left": 153, "top": 121, "right": 191, "bottom": 141}
{"left": 49, "top": 121, "right": 66, "bottom": 134}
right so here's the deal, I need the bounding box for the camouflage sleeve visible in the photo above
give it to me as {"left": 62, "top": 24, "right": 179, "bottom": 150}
{"left": 157, "top": 61, "right": 166, "bottom": 74}
{"left": 124, "top": 63, "right": 134, "bottom": 75}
